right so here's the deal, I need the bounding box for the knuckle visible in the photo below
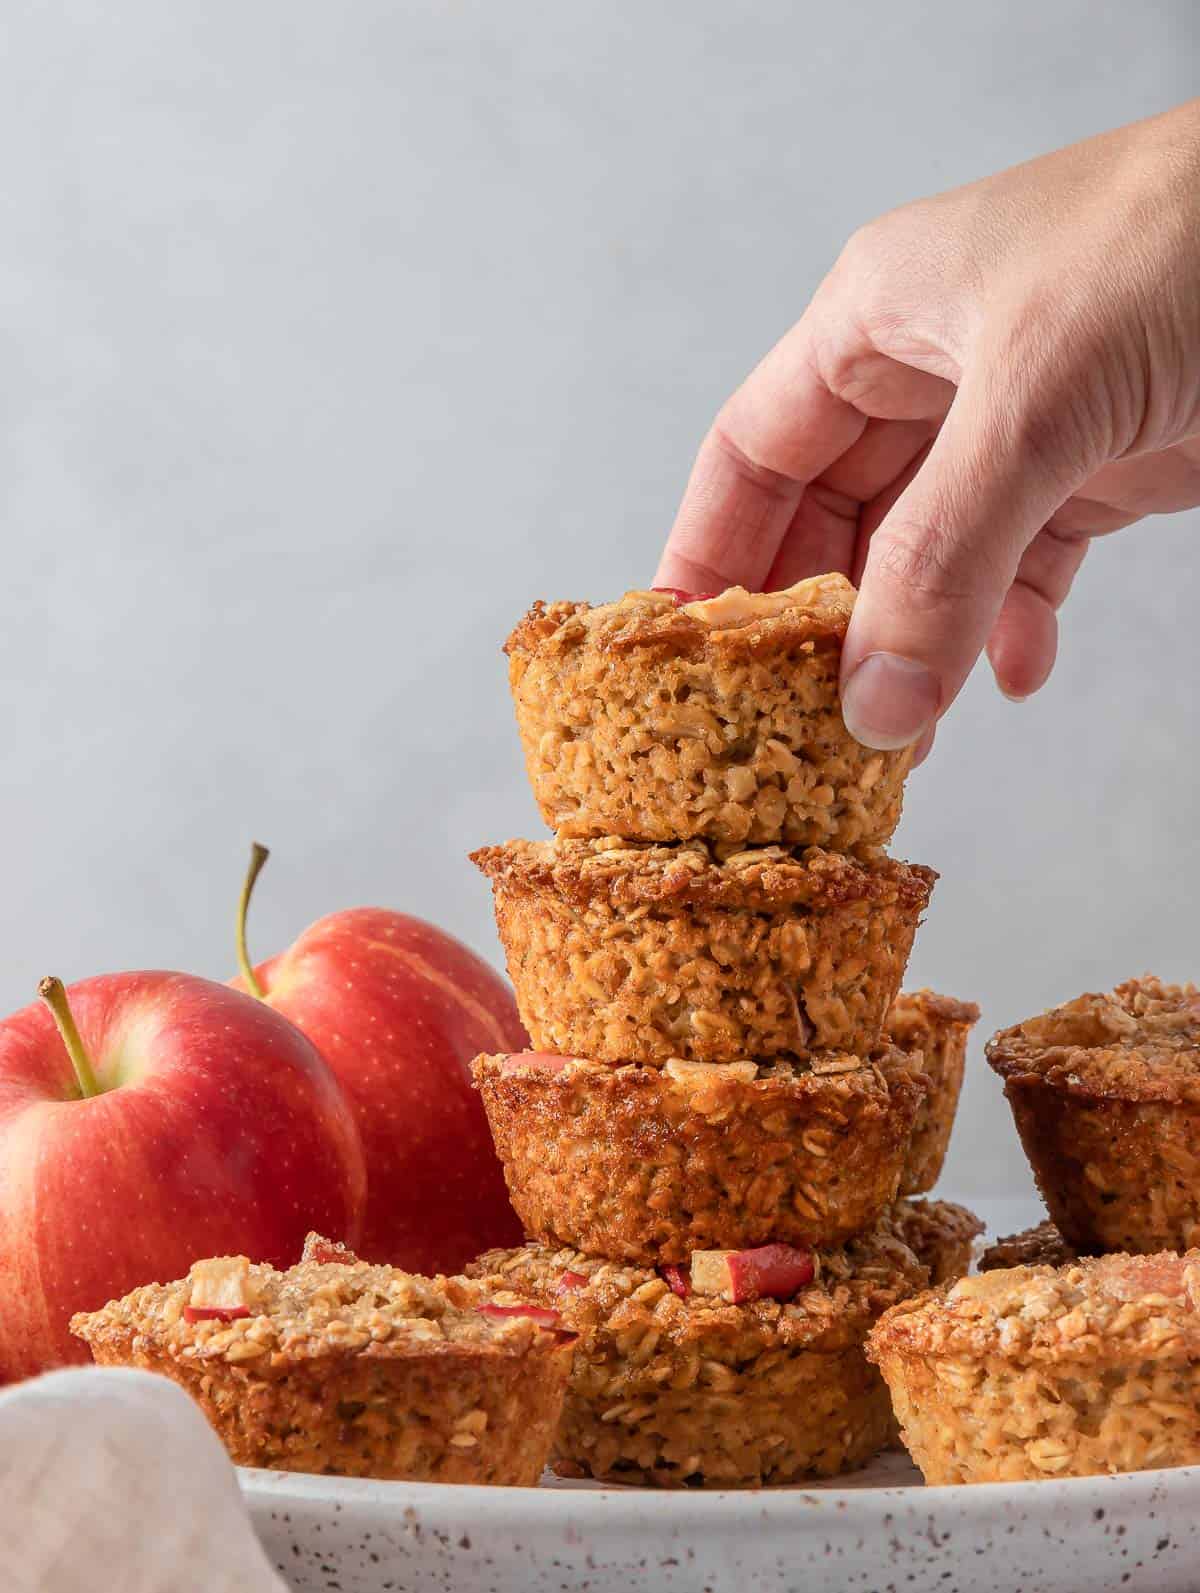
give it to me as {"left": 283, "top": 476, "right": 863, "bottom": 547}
{"left": 982, "top": 303, "right": 1122, "bottom": 479}
{"left": 810, "top": 335, "right": 877, "bottom": 411}
{"left": 833, "top": 201, "right": 939, "bottom": 291}
{"left": 1003, "top": 390, "right": 1090, "bottom": 488}
{"left": 828, "top": 217, "right": 898, "bottom": 316}
{"left": 706, "top": 418, "right": 799, "bottom": 502}
{"left": 1016, "top": 527, "right": 1088, "bottom": 609}
{"left": 1021, "top": 392, "right": 1108, "bottom": 492}
{"left": 834, "top": 219, "right": 882, "bottom": 275}
{"left": 837, "top": 199, "right": 927, "bottom": 267}
{"left": 869, "top": 517, "right": 998, "bottom": 614}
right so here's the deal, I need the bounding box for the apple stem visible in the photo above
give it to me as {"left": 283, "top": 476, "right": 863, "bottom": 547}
{"left": 38, "top": 977, "right": 102, "bottom": 1100}
{"left": 236, "top": 842, "right": 270, "bottom": 1000}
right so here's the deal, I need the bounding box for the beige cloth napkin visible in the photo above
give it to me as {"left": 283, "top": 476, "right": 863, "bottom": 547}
{"left": 0, "top": 1367, "right": 287, "bottom": 1593}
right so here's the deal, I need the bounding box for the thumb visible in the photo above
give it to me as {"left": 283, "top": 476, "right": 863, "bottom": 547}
{"left": 840, "top": 378, "right": 1087, "bottom": 750}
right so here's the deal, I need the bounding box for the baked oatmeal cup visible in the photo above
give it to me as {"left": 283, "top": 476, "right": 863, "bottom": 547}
{"left": 869, "top": 1251, "right": 1200, "bottom": 1484}
{"left": 472, "top": 1049, "right": 925, "bottom": 1260}
{"left": 472, "top": 837, "right": 935, "bottom": 1065}
{"left": 470, "top": 1217, "right": 930, "bottom": 1488}
{"left": 506, "top": 576, "right": 915, "bottom": 851}
{"left": 978, "top": 1220, "right": 1078, "bottom": 1273}
{"left": 887, "top": 989, "right": 980, "bottom": 1196}
{"left": 886, "top": 1197, "right": 983, "bottom": 1287}
{"left": 71, "top": 1235, "right": 575, "bottom": 1484}
{"left": 987, "top": 976, "right": 1200, "bottom": 1254}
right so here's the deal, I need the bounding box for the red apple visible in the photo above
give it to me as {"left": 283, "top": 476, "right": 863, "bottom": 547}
{"left": 661, "top": 1264, "right": 691, "bottom": 1300}
{"left": 301, "top": 1233, "right": 360, "bottom": 1267}
{"left": 183, "top": 1306, "right": 250, "bottom": 1324}
{"left": 0, "top": 971, "right": 366, "bottom": 1384}
{"left": 232, "top": 845, "right": 527, "bottom": 1273}
{"left": 726, "top": 1244, "right": 815, "bottom": 1302}
{"left": 184, "top": 1256, "right": 254, "bottom": 1323}
{"left": 690, "top": 1244, "right": 814, "bottom": 1304}
{"left": 499, "top": 1052, "right": 572, "bottom": 1076}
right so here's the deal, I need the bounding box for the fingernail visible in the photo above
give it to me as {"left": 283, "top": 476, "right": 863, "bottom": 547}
{"left": 841, "top": 653, "right": 940, "bottom": 751}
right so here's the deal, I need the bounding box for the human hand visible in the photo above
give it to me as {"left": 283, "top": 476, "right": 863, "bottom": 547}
{"left": 657, "top": 102, "right": 1200, "bottom": 755}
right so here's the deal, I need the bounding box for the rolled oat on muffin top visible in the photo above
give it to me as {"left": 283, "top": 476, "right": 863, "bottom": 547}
{"left": 884, "top": 1197, "right": 984, "bottom": 1287}
{"left": 71, "top": 1235, "right": 575, "bottom": 1485}
{"left": 987, "top": 976, "right": 1200, "bottom": 1254}
{"left": 505, "top": 575, "right": 915, "bottom": 851}
{"left": 473, "top": 1048, "right": 926, "bottom": 1260}
{"left": 887, "top": 989, "right": 980, "bottom": 1196}
{"left": 473, "top": 836, "right": 935, "bottom": 1065}
{"left": 978, "top": 1220, "right": 1078, "bottom": 1274}
{"left": 469, "top": 1214, "right": 930, "bottom": 1488}
{"left": 869, "top": 1250, "right": 1200, "bottom": 1484}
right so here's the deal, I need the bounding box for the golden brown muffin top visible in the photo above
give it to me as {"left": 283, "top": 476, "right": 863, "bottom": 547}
{"left": 978, "top": 1221, "right": 1079, "bottom": 1274}
{"left": 470, "top": 1221, "right": 928, "bottom": 1358}
{"left": 472, "top": 835, "right": 936, "bottom": 913}
{"left": 505, "top": 575, "right": 856, "bottom": 663}
{"left": 475, "top": 1047, "right": 919, "bottom": 1100}
{"left": 478, "top": 1045, "right": 917, "bottom": 1083}
{"left": 885, "top": 1198, "right": 985, "bottom": 1267}
{"left": 869, "top": 1251, "right": 1200, "bottom": 1366}
{"left": 986, "top": 976, "right": 1200, "bottom": 1102}
{"left": 71, "top": 1237, "right": 567, "bottom": 1366}
{"left": 888, "top": 988, "right": 981, "bottom": 1048}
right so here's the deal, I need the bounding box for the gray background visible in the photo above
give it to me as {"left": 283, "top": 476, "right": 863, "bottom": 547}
{"left": 5, "top": 2, "right": 1197, "bottom": 1201}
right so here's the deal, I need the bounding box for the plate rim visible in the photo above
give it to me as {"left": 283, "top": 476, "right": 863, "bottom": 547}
{"left": 238, "top": 1457, "right": 1200, "bottom": 1515}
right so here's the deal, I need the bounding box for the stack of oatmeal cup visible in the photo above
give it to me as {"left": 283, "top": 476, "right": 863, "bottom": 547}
{"left": 468, "top": 577, "right": 982, "bottom": 1488}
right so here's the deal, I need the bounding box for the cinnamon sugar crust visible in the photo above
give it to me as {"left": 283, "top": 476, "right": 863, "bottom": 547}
{"left": 473, "top": 836, "right": 935, "bottom": 913}
{"left": 505, "top": 577, "right": 857, "bottom": 662}
{"left": 871, "top": 1251, "right": 1200, "bottom": 1364}
{"left": 987, "top": 976, "right": 1200, "bottom": 1101}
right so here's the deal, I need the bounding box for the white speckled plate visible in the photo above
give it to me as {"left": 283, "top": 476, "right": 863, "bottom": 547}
{"left": 242, "top": 1455, "right": 1199, "bottom": 1593}
{"left": 239, "top": 1196, "right": 1200, "bottom": 1593}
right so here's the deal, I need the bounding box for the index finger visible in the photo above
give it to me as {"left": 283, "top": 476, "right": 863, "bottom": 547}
{"left": 655, "top": 316, "right": 868, "bottom": 593}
